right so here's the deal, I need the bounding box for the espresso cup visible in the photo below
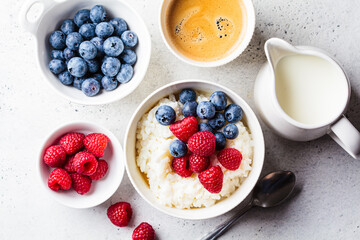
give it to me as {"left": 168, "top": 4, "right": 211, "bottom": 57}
{"left": 159, "top": 0, "right": 256, "bottom": 67}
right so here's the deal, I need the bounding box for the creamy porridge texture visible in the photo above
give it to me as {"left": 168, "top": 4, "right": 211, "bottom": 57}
{"left": 136, "top": 93, "right": 253, "bottom": 209}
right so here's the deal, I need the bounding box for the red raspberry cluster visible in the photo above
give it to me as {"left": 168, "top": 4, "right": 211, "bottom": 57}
{"left": 107, "top": 202, "right": 155, "bottom": 240}
{"left": 168, "top": 116, "right": 243, "bottom": 194}
{"left": 44, "top": 132, "right": 109, "bottom": 195}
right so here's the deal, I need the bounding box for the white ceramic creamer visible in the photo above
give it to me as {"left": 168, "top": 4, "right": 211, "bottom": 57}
{"left": 254, "top": 38, "right": 360, "bottom": 159}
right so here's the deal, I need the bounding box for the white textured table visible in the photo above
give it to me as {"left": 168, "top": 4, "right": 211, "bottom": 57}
{"left": 1, "top": 0, "right": 360, "bottom": 239}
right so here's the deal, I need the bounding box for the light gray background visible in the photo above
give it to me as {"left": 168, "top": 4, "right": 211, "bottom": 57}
{"left": 1, "top": 0, "right": 360, "bottom": 239}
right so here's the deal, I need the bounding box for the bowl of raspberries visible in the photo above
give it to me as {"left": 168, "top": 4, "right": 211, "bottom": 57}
{"left": 38, "top": 121, "right": 125, "bottom": 208}
{"left": 22, "top": 0, "right": 151, "bottom": 104}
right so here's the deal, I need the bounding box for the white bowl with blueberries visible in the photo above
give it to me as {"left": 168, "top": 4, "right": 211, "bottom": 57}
{"left": 20, "top": 0, "right": 151, "bottom": 105}
{"left": 124, "top": 79, "right": 265, "bottom": 220}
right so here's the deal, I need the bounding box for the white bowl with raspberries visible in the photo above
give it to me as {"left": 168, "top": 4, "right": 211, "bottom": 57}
{"left": 38, "top": 121, "right": 124, "bottom": 208}
{"left": 124, "top": 79, "right": 265, "bottom": 220}
{"left": 20, "top": 0, "right": 151, "bottom": 105}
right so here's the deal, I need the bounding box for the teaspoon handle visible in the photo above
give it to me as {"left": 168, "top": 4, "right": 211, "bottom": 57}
{"left": 199, "top": 201, "right": 253, "bottom": 240}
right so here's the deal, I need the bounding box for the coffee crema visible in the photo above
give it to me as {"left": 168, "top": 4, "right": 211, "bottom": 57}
{"left": 165, "top": 0, "right": 247, "bottom": 62}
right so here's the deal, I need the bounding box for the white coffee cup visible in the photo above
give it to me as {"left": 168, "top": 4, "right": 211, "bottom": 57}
{"left": 159, "top": 0, "right": 256, "bottom": 67}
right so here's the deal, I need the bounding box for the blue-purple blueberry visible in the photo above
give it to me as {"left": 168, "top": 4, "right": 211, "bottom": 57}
{"left": 81, "top": 78, "right": 100, "bottom": 97}
{"left": 214, "top": 132, "right": 226, "bottom": 150}
{"left": 79, "top": 23, "right": 96, "bottom": 39}
{"left": 74, "top": 9, "right": 91, "bottom": 27}
{"left": 110, "top": 17, "right": 128, "bottom": 36}
{"left": 51, "top": 50, "right": 64, "bottom": 60}
{"left": 49, "top": 59, "right": 66, "bottom": 75}
{"left": 73, "top": 77, "right": 86, "bottom": 90}
{"left": 155, "top": 105, "right": 176, "bottom": 125}
{"left": 90, "top": 5, "right": 107, "bottom": 23}
{"left": 101, "top": 76, "right": 118, "bottom": 91}
{"left": 60, "top": 19, "right": 77, "bottom": 35}
{"left": 199, "top": 122, "right": 214, "bottom": 133}
{"left": 49, "top": 31, "right": 66, "bottom": 49}
{"left": 182, "top": 101, "right": 198, "bottom": 117}
{"left": 224, "top": 104, "right": 243, "bottom": 123}
{"left": 116, "top": 64, "right": 133, "bottom": 83}
{"left": 67, "top": 57, "right": 88, "bottom": 77}
{"left": 179, "top": 89, "right": 196, "bottom": 104}
{"left": 223, "top": 124, "right": 239, "bottom": 139}
{"left": 90, "top": 37, "right": 104, "bottom": 57}
{"left": 85, "top": 59, "right": 100, "bottom": 73}
{"left": 120, "top": 49, "right": 137, "bottom": 65}
{"left": 208, "top": 112, "right": 225, "bottom": 130}
{"left": 63, "top": 48, "right": 76, "bottom": 60}
{"left": 101, "top": 57, "right": 121, "bottom": 77}
{"left": 66, "top": 32, "right": 83, "bottom": 50}
{"left": 210, "top": 91, "right": 227, "bottom": 111}
{"left": 197, "top": 101, "right": 216, "bottom": 119}
{"left": 58, "top": 71, "right": 74, "bottom": 85}
{"left": 121, "top": 30, "right": 138, "bottom": 47}
{"left": 103, "top": 36, "right": 124, "bottom": 57}
{"left": 79, "top": 41, "right": 97, "bottom": 60}
{"left": 169, "top": 140, "right": 188, "bottom": 158}
{"left": 95, "top": 22, "right": 114, "bottom": 38}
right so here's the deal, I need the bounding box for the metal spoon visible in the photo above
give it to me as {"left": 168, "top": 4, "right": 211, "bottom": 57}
{"left": 200, "top": 170, "right": 296, "bottom": 240}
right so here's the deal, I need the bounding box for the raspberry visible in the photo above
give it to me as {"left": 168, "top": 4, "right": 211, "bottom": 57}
{"left": 64, "top": 155, "right": 76, "bottom": 173}
{"left": 107, "top": 202, "right": 132, "bottom": 227}
{"left": 189, "top": 154, "right": 210, "bottom": 173}
{"left": 90, "top": 159, "right": 108, "bottom": 180}
{"left": 73, "top": 152, "right": 98, "bottom": 175}
{"left": 70, "top": 173, "right": 92, "bottom": 195}
{"left": 217, "top": 148, "right": 242, "bottom": 170}
{"left": 48, "top": 168, "right": 72, "bottom": 191}
{"left": 84, "top": 133, "right": 109, "bottom": 157}
{"left": 43, "top": 145, "right": 67, "bottom": 168}
{"left": 172, "top": 155, "right": 193, "bottom": 177}
{"left": 198, "top": 165, "right": 223, "bottom": 193}
{"left": 169, "top": 116, "right": 198, "bottom": 142}
{"left": 188, "top": 131, "right": 216, "bottom": 157}
{"left": 59, "top": 132, "right": 85, "bottom": 155}
{"left": 132, "top": 222, "right": 155, "bottom": 240}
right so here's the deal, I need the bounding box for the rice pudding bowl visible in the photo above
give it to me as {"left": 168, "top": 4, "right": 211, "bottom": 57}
{"left": 136, "top": 91, "right": 253, "bottom": 209}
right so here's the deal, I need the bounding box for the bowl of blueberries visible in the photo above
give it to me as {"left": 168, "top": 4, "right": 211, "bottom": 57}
{"left": 20, "top": 0, "right": 151, "bottom": 105}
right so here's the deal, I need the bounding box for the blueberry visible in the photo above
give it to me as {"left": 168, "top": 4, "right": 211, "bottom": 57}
{"left": 92, "top": 73, "right": 104, "bottom": 82}
{"left": 121, "top": 30, "right": 138, "bottom": 47}
{"left": 101, "top": 76, "right": 118, "bottom": 91}
{"left": 223, "top": 124, "right": 239, "bottom": 139}
{"left": 67, "top": 57, "right": 88, "bottom": 77}
{"left": 210, "top": 91, "right": 227, "bottom": 111}
{"left": 103, "top": 36, "right": 124, "bottom": 57}
{"left": 120, "top": 49, "right": 137, "bottom": 65}
{"left": 51, "top": 50, "right": 64, "bottom": 60}
{"left": 214, "top": 132, "right": 226, "bottom": 150}
{"left": 60, "top": 19, "right": 77, "bottom": 35}
{"left": 101, "top": 57, "right": 121, "bottom": 77}
{"left": 95, "top": 22, "right": 114, "bottom": 38}
{"left": 81, "top": 78, "right": 100, "bottom": 97}
{"left": 85, "top": 59, "right": 99, "bottom": 73}
{"left": 224, "top": 104, "right": 243, "bottom": 123}
{"left": 197, "top": 101, "right": 216, "bottom": 119}
{"left": 116, "top": 64, "right": 133, "bottom": 83}
{"left": 155, "top": 105, "right": 176, "bottom": 125}
{"left": 79, "top": 41, "right": 97, "bottom": 60}
{"left": 79, "top": 23, "right": 96, "bottom": 39}
{"left": 49, "top": 59, "right": 66, "bottom": 75}
{"left": 208, "top": 112, "right": 226, "bottom": 130}
{"left": 182, "top": 101, "right": 198, "bottom": 117}
{"left": 179, "top": 89, "right": 196, "bottom": 104}
{"left": 90, "top": 5, "right": 107, "bottom": 23}
{"left": 49, "top": 31, "right": 66, "bottom": 50}
{"left": 63, "top": 48, "right": 76, "bottom": 60}
{"left": 110, "top": 17, "right": 128, "bottom": 36}
{"left": 73, "top": 77, "right": 86, "bottom": 90}
{"left": 74, "top": 9, "right": 90, "bottom": 27}
{"left": 199, "top": 122, "right": 214, "bottom": 133}
{"left": 169, "top": 140, "right": 188, "bottom": 158}
{"left": 90, "top": 37, "right": 104, "bottom": 57}
{"left": 58, "top": 71, "right": 74, "bottom": 85}
{"left": 66, "top": 32, "right": 83, "bottom": 50}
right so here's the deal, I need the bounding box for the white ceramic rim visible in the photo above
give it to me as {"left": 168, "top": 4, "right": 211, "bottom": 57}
{"left": 21, "top": 0, "right": 152, "bottom": 105}
{"left": 265, "top": 40, "right": 351, "bottom": 130}
{"left": 124, "top": 79, "right": 265, "bottom": 219}
{"left": 37, "top": 121, "right": 125, "bottom": 208}
{"left": 158, "top": 0, "right": 256, "bottom": 67}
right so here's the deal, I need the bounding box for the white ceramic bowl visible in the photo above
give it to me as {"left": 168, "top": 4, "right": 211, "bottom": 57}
{"left": 124, "top": 79, "right": 265, "bottom": 219}
{"left": 159, "top": 0, "right": 256, "bottom": 67}
{"left": 38, "top": 122, "right": 125, "bottom": 208}
{"left": 20, "top": 0, "right": 151, "bottom": 105}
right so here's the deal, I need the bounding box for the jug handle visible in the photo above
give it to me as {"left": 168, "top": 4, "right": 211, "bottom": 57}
{"left": 19, "top": 0, "right": 56, "bottom": 35}
{"left": 329, "top": 116, "right": 360, "bottom": 159}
